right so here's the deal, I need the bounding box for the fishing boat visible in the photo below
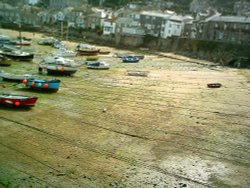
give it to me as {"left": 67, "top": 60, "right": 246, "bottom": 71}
{"left": 87, "top": 61, "right": 110, "bottom": 70}
{"left": 0, "top": 55, "right": 11, "bottom": 66}
{"left": 0, "top": 73, "right": 32, "bottom": 82}
{"left": 41, "top": 56, "right": 77, "bottom": 66}
{"left": 0, "top": 93, "right": 38, "bottom": 107}
{"left": 23, "top": 78, "right": 61, "bottom": 92}
{"left": 76, "top": 44, "right": 100, "bottom": 56}
{"left": 46, "top": 65, "right": 78, "bottom": 76}
{"left": 1, "top": 50, "right": 34, "bottom": 61}
{"left": 207, "top": 83, "right": 222, "bottom": 88}
{"left": 122, "top": 56, "right": 140, "bottom": 63}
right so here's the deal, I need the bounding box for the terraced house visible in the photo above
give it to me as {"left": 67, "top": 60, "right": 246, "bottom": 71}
{"left": 200, "top": 15, "right": 250, "bottom": 45}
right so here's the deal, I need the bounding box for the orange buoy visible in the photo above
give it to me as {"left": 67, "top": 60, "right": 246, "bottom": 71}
{"left": 22, "top": 79, "right": 27, "bottom": 85}
{"left": 44, "top": 83, "right": 49, "bottom": 88}
{"left": 31, "top": 82, "right": 35, "bottom": 87}
{"left": 14, "top": 101, "right": 21, "bottom": 106}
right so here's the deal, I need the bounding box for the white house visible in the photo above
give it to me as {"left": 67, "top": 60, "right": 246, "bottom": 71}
{"left": 140, "top": 10, "right": 182, "bottom": 38}
{"left": 161, "top": 15, "right": 183, "bottom": 38}
{"left": 103, "top": 18, "right": 116, "bottom": 35}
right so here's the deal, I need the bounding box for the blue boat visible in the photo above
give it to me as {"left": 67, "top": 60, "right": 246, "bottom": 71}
{"left": 122, "top": 56, "right": 140, "bottom": 63}
{"left": 23, "top": 78, "right": 61, "bottom": 92}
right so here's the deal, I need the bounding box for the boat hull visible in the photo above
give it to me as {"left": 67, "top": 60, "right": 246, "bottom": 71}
{"left": 24, "top": 78, "right": 61, "bottom": 92}
{"left": 4, "top": 53, "right": 34, "bottom": 61}
{"left": 0, "top": 73, "right": 32, "bottom": 82}
{"left": 45, "top": 66, "right": 78, "bottom": 76}
{"left": 122, "top": 56, "right": 140, "bottom": 63}
{"left": 76, "top": 49, "right": 100, "bottom": 56}
{"left": 0, "top": 94, "right": 38, "bottom": 107}
{"left": 207, "top": 83, "right": 222, "bottom": 88}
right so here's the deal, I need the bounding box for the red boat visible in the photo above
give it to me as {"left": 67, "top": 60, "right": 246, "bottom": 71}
{"left": 0, "top": 94, "right": 38, "bottom": 107}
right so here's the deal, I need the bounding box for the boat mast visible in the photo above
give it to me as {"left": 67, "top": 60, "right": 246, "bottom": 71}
{"left": 17, "top": 16, "right": 22, "bottom": 48}
{"left": 19, "top": 22, "right": 22, "bottom": 48}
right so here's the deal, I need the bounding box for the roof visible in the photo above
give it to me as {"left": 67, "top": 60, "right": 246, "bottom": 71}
{"left": 210, "top": 16, "right": 250, "bottom": 23}
{"left": 140, "top": 10, "right": 175, "bottom": 19}
{"left": 169, "top": 15, "right": 183, "bottom": 22}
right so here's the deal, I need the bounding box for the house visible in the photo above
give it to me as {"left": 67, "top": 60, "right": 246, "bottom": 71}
{"left": 190, "top": 0, "right": 210, "bottom": 14}
{"left": 85, "top": 8, "right": 107, "bottom": 30}
{"left": 140, "top": 10, "right": 183, "bottom": 38}
{"left": 161, "top": 15, "right": 183, "bottom": 38}
{"left": 48, "top": 0, "right": 87, "bottom": 9}
{"left": 115, "top": 16, "right": 145, "bottom": 36}
{"left": 103, "top": 17, "right": 116, "bottom": 35}
{"left": 201, "top": 15, "right": 250, "bottom": 44}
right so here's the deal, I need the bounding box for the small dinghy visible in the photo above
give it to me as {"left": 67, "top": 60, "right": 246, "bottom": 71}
{"left": 207, "top": 83, "right": 222, "bottom": 88}
{"left": 122, "top": 56, "right": 140, "bottom": 63}
{"left": 87, "top": 61, "right": 110, "bottom": 70}
{"left": 23, "top": 78, "right": 61, "bottom": 92}
{"left": 0, "top": 93, "right": 38, "bottom": 107}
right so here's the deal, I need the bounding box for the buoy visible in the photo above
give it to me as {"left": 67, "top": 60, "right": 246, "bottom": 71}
{"left": 31, "top": 82, "right": 35, "bottom": 87}
{"left": 14, "top": 101, "right": 21, "bottom": 106}
{"left": 61, "top": 67, "right": 65, "bottom": 72}
{"left": 44, "top": 83, "right": 49, "bottom": 88}
{"left": 22, "top": 79, "right": 27, "bottom": 85}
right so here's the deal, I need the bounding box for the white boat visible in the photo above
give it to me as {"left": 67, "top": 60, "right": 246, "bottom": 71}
{"left": 41, "top": 56, "right": 77, "bottom": 67}
{"left": 87, "top": 61, "right": 110, "bottom": 70}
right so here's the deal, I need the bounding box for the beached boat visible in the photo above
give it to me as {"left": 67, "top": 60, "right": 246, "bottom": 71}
{"left": 15, "top": 40, "right": 32, "bottom": 46}
{"left": 122, "top": 56, "right": 140, "bottom": 63}
{"left": 99, "top": 50, "right": 110, "bottom": 55}
{"left": 46, "top": 65, "right": 78, "bottom": 76}
{"left": 0, "top": 50, "right": 34, "bottom": 61}
{"left": 0, "top": 93, "right": 38, "bottom": 107}
{"left": 127, "top": 70, "right": 149, "bottom": 77}
{"left": 41, "top": 56, "right": 77, "bottom": 67}
{"left": 23, "top": 78, "right": 61, "bottom": 92}
{"left": 0, "top": 55, "right": 11, "bottom": 66}
{"left": 207, "top": 83, "right": 222, "bottom": 88}
{"left": 39, "top": 56, "right": 78, "bottom": 76}
{"left": 87, "top": 61, "right": 110, "bottom": 70}
{"left": 0, "top": 73, "right": 32, "bottom": 82}
{"left": 76, "top": 44, "right": 100, "bottom": 56}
